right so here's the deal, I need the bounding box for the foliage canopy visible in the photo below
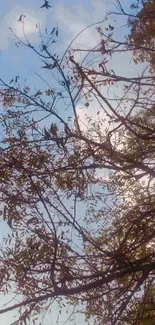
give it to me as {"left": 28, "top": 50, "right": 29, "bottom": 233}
{"left": 0, "top": 1, "right": 155, "bottom": 324}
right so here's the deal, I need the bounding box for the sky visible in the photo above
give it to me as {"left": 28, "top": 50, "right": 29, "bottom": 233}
{"left": 0, "top": 0, "right": 134, "bottom": 324}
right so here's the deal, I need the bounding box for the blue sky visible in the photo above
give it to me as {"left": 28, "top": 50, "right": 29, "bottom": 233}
{"left": 0, "top": 0, "right": 131, "bottom": 80}
{"left": 0, "top": 1, "right": 134, "bottom": 324}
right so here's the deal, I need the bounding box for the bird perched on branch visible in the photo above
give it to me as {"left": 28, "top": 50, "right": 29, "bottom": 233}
{"left": 40, "top": 1, "right": 52, "bottom": 9}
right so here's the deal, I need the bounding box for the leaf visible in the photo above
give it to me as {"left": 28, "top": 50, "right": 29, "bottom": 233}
{"left": 3, "top": 206, "right": 7, "bottom": 220}
{"left": 45, "top": 89, "right": 55, "bottom": 96}
{"left": 16, "top": 264, "right": 24, "bottom": 275}
{"left": 59, "top": 137, "right": 64, "bottom": 147}
{"left": 50, "top": 123, "right": 58, "bottom": 136}
{"left": 15, "top": 76, "right": 19, "bottom": 82}
{"left": 64, "top": 124, "right": 70, "bottom": 135}
{"left": 109, "top": 24, "right": 114, "bottom": 31}
{"left": 42, "top": 61, "right": 57, "bottom": 69}
{"left": 27, "top": 217, "right": 38, "bottom": 225}
{"left": 55, "top": 138, "right": 61, "bottom": 148}
{"left": 7, "top": 218, "right": 12, "bottom": 229}
{"left": 50, "top": 27, "right": 55, "bottom": 34}
{"left": 44, "top": 127, "right": 51, "bottom": 139}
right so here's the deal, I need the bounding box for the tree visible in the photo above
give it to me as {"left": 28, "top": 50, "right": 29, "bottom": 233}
{"left": 128, "top": 0, "right": 155, "bottom": 71}
{"left": 0, "top": 1, "right": 155, "bottom": 324}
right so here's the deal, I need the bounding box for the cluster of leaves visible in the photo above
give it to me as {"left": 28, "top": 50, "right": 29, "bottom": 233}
{"left": 128, "top": 0, "right": 155, "bottom": 71}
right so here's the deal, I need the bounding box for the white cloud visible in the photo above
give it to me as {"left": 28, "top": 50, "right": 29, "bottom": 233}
{"left": 52, "top": 0, "right": 109, "bottom": 61}
{"left": 76, "top": 103, "right": 109, "bottom": 134}
{"left": 0, "top": 5, "right": 46, "bottom": 50}
{"left": 54, "top": 0, "right": 106, "bottom": 38}
{"left": 75, "top": 101, "right": 111, "bottom": 181}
